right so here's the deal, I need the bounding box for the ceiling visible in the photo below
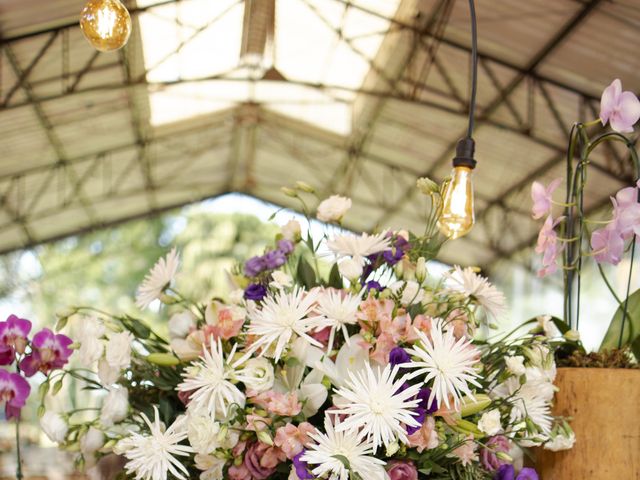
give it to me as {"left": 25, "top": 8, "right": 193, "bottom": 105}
{"left": 0, "top": 0, "right": 638, "bottom": 270}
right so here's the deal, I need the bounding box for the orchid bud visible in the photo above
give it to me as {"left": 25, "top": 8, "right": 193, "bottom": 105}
{"left": 564, "top": 329, "right": 580, "bottom": 342}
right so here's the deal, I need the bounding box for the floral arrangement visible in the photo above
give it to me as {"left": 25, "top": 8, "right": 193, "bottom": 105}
{"left": 530, "top": 78, "right": 640, "bottom": 360}
{"left": 16, "top": 181, "right": 573, "bottom": 480}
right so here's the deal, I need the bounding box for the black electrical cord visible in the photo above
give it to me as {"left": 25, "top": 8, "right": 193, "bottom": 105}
{"left": 467, "top": 0, "right": 478, "bottom": 139}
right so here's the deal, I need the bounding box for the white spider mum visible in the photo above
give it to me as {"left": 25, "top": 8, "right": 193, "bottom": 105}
{"left": 245, "top": 287, "right": 328, "bottom": 362}
{"left": 492, "top": 377, "right": 553, "bottom": 435}
{"left": 333, "top": 363, "right": 421, "bottom": 452}
{"left": 404, "top": 319, "right": 481, "bottom": 410}
{"left": 315, "top": 289, "right": 361, "bottom": 353}
{"left": 327, "top": 232, "right": 391, "bottom": 265}
{"left": 302, "top": 414, "right": 387, "bottom": 480}
{"left": 443, "top": 266, "right": 506, "bottom": 319}
{"left": 135, "top": 247, "right": 180, "bottom": 309}
{"left": 123, "top": 407, "right": 193, "bottom": 480}
{"left": 177, "top": 339, "right": 245, "bottom": 420}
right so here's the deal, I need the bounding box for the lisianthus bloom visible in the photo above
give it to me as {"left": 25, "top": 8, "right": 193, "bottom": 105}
{"left": 20, "top": 328, "right": 73, "bottom": 377}
{"left": 316, "top": 194, "right": 352, "bottom": 222}
{"left": 274, "top": 422, "right": 316, "bottom": 459}
{"left": 244, "top": 283, "right": 267, "bottom": 301}
{"left": 0, "top": 369, "right": 30, "bottom": 419}
{"left": 531, "top": 178, "right": 562, "bottom": 220}
{"left": 535, "top": 215, "right": 564, "bottom": 277}
{"left": 480, "top": 435, "right": 510, "bottom": 471}
{"left": 0, "top": 315, "right": 32, "bottom": 362}
{"left": 494, "top": 464, "right": 539, "bottom": 480}
{"left": 243, "top": 441, "right": 286, "bottom": 480}
{"left": 600, "top": 78, "right": 640, "bottom": 133}
{"left": 204, "top": 301, "right": 245, "bottom": 340}
{"left": 387, "top": 460, "right": 418, "bottom": 480}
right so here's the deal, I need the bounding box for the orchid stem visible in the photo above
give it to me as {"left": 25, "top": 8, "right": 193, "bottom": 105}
{"left": 15, "top": 417, "right": 23, "bottom": 480}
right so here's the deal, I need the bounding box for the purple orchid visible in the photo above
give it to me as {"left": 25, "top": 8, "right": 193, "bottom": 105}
{"left": 535, "top": 215, "right": 564, "bottom": 277}
{"left": 0, "top": 315, "right": 32, "bottom": 363}
{"left": 613, "top": 180, "right": 640, "bottom": 240}
{"left": 531, "top": 178, "right": 562, "bottom": 220}
{"left": 0, "top": 369, "right": 31, "bottom": 419}
{"left": 244, "top": 283, "right": 267, "bottom": 301}
{"left": 591, "top": 222, "right": 625, "bottom": 265}
{"left": 20, "top": 328, "right": 73, "bottom": 377}
{"left": 600, "top": 79, "right": 640, "bottom": 133}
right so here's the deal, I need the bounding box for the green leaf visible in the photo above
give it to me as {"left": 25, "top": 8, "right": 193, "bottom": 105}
{"left": 327, "top": 262, "right": 343, "bottom": 289}
{"left": 296, "top": 257, "right": 317, "bottom": 289}
{"left": 550, "top": 316, "right": 570, "bottom": 334}
{"left": 631, "top": 334, "right": 640, "bottom": 360}
{"left": 122, "top": 316, "right": 151, "bottom": 339}
{"left": 600, "top": 288, "right": 640, "bottom": 352}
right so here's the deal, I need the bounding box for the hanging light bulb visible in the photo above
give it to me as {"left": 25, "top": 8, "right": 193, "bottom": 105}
{"left": 438, "top": 140, "right": 476, "bottom": 239}
{"left": 438, "top": 0, "right": 478, "bottom": 240}
{"left": 80, "top": 0, "right": 132, "bottom": 52}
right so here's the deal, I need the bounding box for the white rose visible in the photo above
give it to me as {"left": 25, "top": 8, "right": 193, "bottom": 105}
{"left": 169, "top": 311, "right": 196, "bottom": 339}
{"left": 81, "top": 427, "right": 104, "bottom": 454}
{"left": 281, "top": 219, "right": 301, "bottom": 241}
{"left": 270, "top": 271, "right": 293, "bottom": 289}
{"left": 105, "top": 332, "right": 134, "bottom": 370}
{"left": 40, "top": 412, "right": 68, "bottom": 444}
{"left": 237, "top": 358, "right": 274, "bottom": 393}
{"left": 544, "top": 432, "right": 576, "bottom": 451}
{"left": 97, "top": 358, "right": 119, "bottom": 386}
{"left": 390, "top": 280, "right": 424, "bottom": 305}
{"left": 100, "top": 388, "right": 129, "bottom": 426}
{"left": 478, "top": 409, "right": 502, "bottom": 436}
{"left": 337, "top": 259, "right": 362, "bottom": 280}
{"left": 75, "top": 316, "right": 105, "bottom": 365}
{"left": 188, "top": 414, "right": 222, "bottom": 455}
{"left": 316, "top": 195, "right": 352, "bottom": 222}
{"left": 505, "top": 355, "right": 526, "bottom": 376}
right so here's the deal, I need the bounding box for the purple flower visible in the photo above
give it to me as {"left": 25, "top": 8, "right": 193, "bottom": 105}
{"left": 382, "top": 235, "right": 411, "bottom": 266}
{"left": 0, "top": 314, "right": 32, "bottom": 361}
{"left": 0, "top": 369, "right": 31, "bottom": 419}
{"left": 389, "top": 347, "right": 410, "bottom": 367}
{"left": 293, "top": 451, "right": 314, "bottom": 480}
{"left": 245, "top": 256, "right": 266, "bottom": 277}
{"left": 591, "top": 222, "right": 625, "bottom": 265}
{"left": 613, "top": 181, "right": 640, "bottom": 240}
{"left": 481, "top": 436, "right": 510, "bottom": 472}
{"left": 364, "top": 280, "right": 382, "bottom": 292}
{"left": 387, "top": 460, "right": 418, "bottom": 480}
{"left": 405, "top": 407, "right": 425, "bottom": 435}
{"left": 600, "top": 79, "right": 640, "bottom": 133}
{"left": 277, "top": 239, "right": 294, "bottom": 255}
{"left": 244, "top": 283, "right": 267, "bottom": 301}
{"left": 20, "top": 328, "right": 73, "bottom": 377}
{"left": 244, "top": 442, "right": 277, "bottom": 479}
{"left": 531, "top": 178, "right": 562, "bottom": 220}
{"left": 263, "top": 250, "right": 286, "bottom": 270}
{"left": 416, "top": 387, "right": 438, "bottom": 414}
{"left": 494, "top": 465, "right": 539, "bottom": 480}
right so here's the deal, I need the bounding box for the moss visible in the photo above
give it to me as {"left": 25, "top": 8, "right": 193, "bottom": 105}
{"left": 557, "top": 347, "right": 638, "bottom": 369}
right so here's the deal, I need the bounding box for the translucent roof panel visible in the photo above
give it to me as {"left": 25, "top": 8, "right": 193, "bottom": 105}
{"left": 137, "top": 0, "right": 400, "bottom": 134}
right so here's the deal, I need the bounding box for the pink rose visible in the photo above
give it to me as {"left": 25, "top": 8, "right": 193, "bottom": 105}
{"left": 407, "top": 416, "right": 439, "bottom": 452}
{"left": 387, "top": 460, "right": 418, "bottom": 480}
{"left": 274, "top": 422, "right": 316, "bottom": 459}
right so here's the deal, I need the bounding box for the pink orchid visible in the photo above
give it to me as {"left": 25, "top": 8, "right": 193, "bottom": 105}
{"left": 591, "top": 222, "right": 625, "bottom": 265}
{"left": 20, "top": 328, "right": 73, "bottom": 377}
{"left": 0, "top": 315, "right": 32, "bottom": 362}
{"left": 531, "top": 178, "right": 563, "bottom": 219}
{"left": 0, "top": 369, "right": 31, "bottom": 419}
{"left": 535, "top": 215, "right": 564, "bottom": 277}
{"left": 600, "top": 79, "right": 640, "bottom": 133}
{"left": 274, "top": 422, "right": 316, "bottom": 459}
{"left": 613, "top": 181, "right": 640, "bottom": 240}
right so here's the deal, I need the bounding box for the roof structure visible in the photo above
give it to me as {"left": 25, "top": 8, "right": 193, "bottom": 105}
{"left": 0, "top": 0, "right": 638, "bottom": 270}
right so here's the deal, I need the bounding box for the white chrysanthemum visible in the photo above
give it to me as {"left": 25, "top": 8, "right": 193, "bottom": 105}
{"left": 123, "top": 407, "right": 194, "bottom": 480}
{"left": 443, "top": 266, "right": 506, "bottom": 319}
{"left": 245, "top": 287, "right": 328, "bottom": 362}
{"left": 327, "top": 232, "right": 391, "bottom": 265}
{"left": 177, "top": 339, "right": 245, "bottom": 420}
{"left": 302, "top": 414, "right": 387, "bottom": 480}
{"left": 491, "top": 377, "right": 553, "bottom": 435}
{"left": 404, "top": 319, "right": 481, "bottom": 410}
{"left": 315, "top": 289, "right": 361, "bottom": 353}
{"left": 135, "top": 247, "right": 180, "bottom": 309}
{"left": 334, "top": 363, "right": 421, "bottom": 452}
